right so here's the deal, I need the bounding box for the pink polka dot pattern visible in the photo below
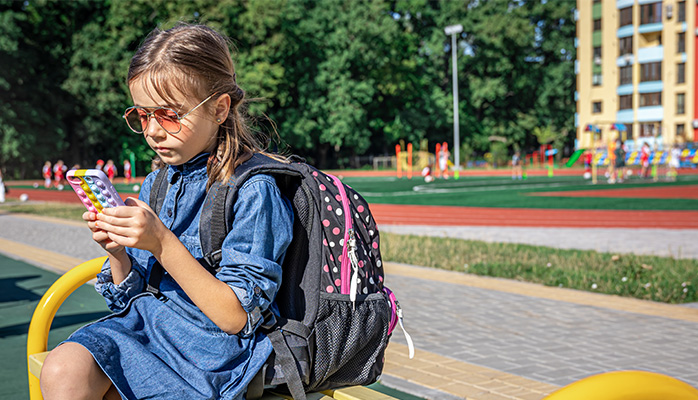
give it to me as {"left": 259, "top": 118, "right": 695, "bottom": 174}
{"left": 306, "top": 166, "right": 385, "bottom": 297}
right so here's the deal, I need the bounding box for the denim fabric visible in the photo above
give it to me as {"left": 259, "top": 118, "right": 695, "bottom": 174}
{"left": 67, "top": 153, "right": 294, "bottom": 400}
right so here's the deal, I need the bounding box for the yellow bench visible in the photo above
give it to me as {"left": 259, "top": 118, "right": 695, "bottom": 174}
{"left": 27, "top": 257, "right": 396, "bottom": 400}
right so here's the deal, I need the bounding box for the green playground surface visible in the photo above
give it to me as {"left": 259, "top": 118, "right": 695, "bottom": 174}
{"left": 0, "top": 254, "right": 421, "bottom": 400}
{"left": 343, "top": 174, "right": 698, "bottom": 211}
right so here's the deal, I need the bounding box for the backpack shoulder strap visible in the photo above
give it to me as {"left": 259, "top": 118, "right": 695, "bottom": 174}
{"left": 149, "top": 167, "right": 169, "bottom": 216}
{"left": 201, "top": 153, "right": 302, "bottom": 269}
{"left": 146, "top": 167, "right": 170, "bottom": 297}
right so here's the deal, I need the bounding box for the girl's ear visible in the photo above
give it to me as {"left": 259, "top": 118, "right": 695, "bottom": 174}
{"left": 214, "top": 93, "right": 231, "bottom": 123}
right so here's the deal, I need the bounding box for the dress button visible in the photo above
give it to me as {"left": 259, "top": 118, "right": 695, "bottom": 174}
{"left": 254, "top": 287, "right": 262, "bottom": 295}
{"left": 167, "top": 209, "right": 173, "bottom": 217}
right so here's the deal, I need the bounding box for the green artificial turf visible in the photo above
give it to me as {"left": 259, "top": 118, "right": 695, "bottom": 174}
{"left": 344, "top": 174, "right": 698, "bottom": 210}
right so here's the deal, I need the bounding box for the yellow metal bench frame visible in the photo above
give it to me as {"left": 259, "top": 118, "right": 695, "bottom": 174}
{"left": 26, "top": 257, "right": 395, "bottom": 400}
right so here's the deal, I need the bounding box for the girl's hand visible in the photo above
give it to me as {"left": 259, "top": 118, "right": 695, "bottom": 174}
{"left": 93, "top": 197, "right": 170, "bottom": 255}
{"left": 84, "top": 210, "right": 125, "bottom": 256}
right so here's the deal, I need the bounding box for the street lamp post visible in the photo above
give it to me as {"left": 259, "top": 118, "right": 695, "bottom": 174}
{"left": 444, "top": 24, "right": 463, "bottom": 177}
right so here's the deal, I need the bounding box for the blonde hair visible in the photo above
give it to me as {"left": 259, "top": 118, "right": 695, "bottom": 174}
{"left": 127, "top": 23, "right": 282, "bottom": 188}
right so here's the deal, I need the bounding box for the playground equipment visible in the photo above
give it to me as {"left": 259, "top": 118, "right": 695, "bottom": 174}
{"left": 27, "top": 258, "right": 396, "bottom": 400}
{"left": 543, "top": 370, "right": 698, "bottom": 400}
{"left": 565, "top": 149, "right": 584, "bottom": 167}
{"left": 395, "top": 141, "right": 447, "bottom": 180}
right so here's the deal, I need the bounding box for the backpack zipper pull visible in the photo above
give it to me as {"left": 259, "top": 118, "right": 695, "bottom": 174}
{"left": 348, "top": 228, "right": 359, "bottom": 309}
{"left": 396, "top": 300, "right": 415, "bottom": 359}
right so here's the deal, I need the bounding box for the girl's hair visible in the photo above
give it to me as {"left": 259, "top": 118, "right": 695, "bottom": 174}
{"left": 127, "top": 23, "right": 281, "bottom": 188}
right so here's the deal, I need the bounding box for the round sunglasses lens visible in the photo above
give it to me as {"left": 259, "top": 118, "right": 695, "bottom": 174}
{"left": 154, "top": 109, "right": 180, "bottom": 133}
{"left": 125, "top": 109, "right": 147, "bottom": 133}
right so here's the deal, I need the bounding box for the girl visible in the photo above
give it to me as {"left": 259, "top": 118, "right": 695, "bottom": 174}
{"left": 40, "top": 24, "right": 294, "bottom": 400}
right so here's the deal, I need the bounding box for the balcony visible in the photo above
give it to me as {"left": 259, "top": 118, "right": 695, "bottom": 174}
{"left": 637, "top": 106, "right": 663, "bottom": 122}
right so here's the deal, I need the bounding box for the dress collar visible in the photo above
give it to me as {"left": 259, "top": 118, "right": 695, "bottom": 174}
{"left": 167, "top": 153, "right": 209, "bottom": 182}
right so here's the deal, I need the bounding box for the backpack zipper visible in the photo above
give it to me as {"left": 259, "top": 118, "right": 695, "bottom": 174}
{"left": 327, "top": 174, "right": 354, "bottom": 297}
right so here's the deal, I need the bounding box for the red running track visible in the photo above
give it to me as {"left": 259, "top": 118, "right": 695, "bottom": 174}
{"left": 531, "top": 185, "right": 698, "bottom": 200}
{"left": 369, "top": 204, "right": 698, "bottom": 229}
{"left": 6, "top": 187, "right": 698, "bottom": 229}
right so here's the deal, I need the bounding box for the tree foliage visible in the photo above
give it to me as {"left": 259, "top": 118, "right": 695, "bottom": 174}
{"left": 0, "top": 0, "right": 575, "bottom": 177}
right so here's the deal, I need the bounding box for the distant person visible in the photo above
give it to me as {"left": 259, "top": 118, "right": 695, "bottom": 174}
{"left": 53, "top": 160, "right": 67, "bottom": 189}
{"left": 421, "top": 163, "right": 434, "bottom": 183}
{"left": 640, "top": 142, "right": 650, "bottom": 178}
{"left": 123, "top": 159, "right": 132, "bottom": 183}
{"left": 669, "top": 144, "right": 681, "bottom": 181}
{"left": 42, "top": 161, "right": 52, "bottom": 188}
{"left": 583, "top": 150, "right": 592, "bottom": 179}
{"left": 95, "top": 159, "right": 105, "bottom": 171}
{"left": 613, "top": 139, "right": 626, "bottom": 183}
{"left": 607, "top": 140, "right": 617, "bottom": 183}
{"left": 105, "top": 159, "right": 117, "bottom": 182}
{"left": 511, "top": 151, "right": 522, "bottom": 180}
{"left": 439, "top": 146, "right": 450, "bottom": 179}
{"left": 0, "top": 169, "right": 5, "bottom": 203}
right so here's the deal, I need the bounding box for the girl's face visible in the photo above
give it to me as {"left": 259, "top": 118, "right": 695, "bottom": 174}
{"left": 129, "top": 78, "right": 220, "bottom": 166}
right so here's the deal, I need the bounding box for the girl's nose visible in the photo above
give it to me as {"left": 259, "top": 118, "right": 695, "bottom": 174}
{"left": 144, "top": 115, "right": 167, "bottom": 139}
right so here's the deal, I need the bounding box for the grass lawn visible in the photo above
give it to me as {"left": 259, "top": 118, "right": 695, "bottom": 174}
{"left": 381, "top": 232, "right": 698, "bottom": 304}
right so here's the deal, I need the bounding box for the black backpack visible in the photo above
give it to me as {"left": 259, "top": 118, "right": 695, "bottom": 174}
{"left": 147, "top": 154, "right": 412, "bottom": 400}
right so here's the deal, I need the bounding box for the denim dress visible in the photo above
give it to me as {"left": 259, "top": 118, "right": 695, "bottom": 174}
{"left": 65, "top": 153, "right": 294, "bottom": 400}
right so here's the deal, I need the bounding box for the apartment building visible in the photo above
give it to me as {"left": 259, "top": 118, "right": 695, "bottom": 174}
{"left": 576, "top": 0, "right": 696, "bottom": 150}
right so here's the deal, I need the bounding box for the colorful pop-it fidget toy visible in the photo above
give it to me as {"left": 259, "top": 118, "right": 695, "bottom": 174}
{"left": 67, "top": 169, "right": 125, "bottom": 213}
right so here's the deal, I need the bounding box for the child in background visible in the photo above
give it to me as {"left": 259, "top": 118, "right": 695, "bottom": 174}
{"left": 511, "top": 151, "right": 522, "bottom": 180}
{"left": 105, "top": 159, "right": 117, "bottom": 182}
{"left": 669, "top": 144, "right": 681, "bottom": 181}
{"left": 123, "top": 159, "right": 132, "bottom": 183}
{"left": 53, "top": 160, "right": 67, "bottom": 189}
{"left": 40, "top": 24, "right": 294, "bottom": 400}
{"left": 95, "top": 159, "right": 105, "bottom": 171}
{"left": 42, "top": 161, "right": 52, "bottom": 188}
{"left": 640, "top": 142, "right": 650, "bottom": 178}
{"left": 0, "top": 169, "right": 5, "bottom": 203}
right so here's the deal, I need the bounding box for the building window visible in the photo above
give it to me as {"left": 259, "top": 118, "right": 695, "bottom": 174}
{"left": 678, "top": 32, "right": 685, "bottom": 53}
{"left": 640, "top": 92, "right": 662, "bottom": 107}
{"left": 619, "top": 65, "right": 633, "bottom": 85}
{"left": 593, "top": 101, "right": 602, "bottom": 113}
{"left": 678, "top": 1, "right": 686, "bottom": 22}
{"left": 640, "top": 122, "right": 661, "bottom": 137}
{"left": 593, "top": 73, "right": 603, "bottom": 86}
{"left": 620, "top": 6, "right": 633, "bottom": 27}
{"left": 619, "top": 37, "right": 633, "bottom": 56}
{"left": 677, "top": 93, "right": 685, "bottom": 114}
{"left": 677, "top": 123, "right": 685, "bottom": 138}
{"left": 619, "top": 94, "right": 633, "bottom": 110}
{"left": 593, "top": 18, "right": 602, "bottom": 31}
{"left": 677, "top": 63, "right": 685, "bottom": 84}
{"left": 640, "top": 2, "right": 662, "bottom": 24}
{"left": 593, "top": 46, "right": 602, "bottom": 65}
{"left": 640, "top": 62, "right": 662, "bottom": 81}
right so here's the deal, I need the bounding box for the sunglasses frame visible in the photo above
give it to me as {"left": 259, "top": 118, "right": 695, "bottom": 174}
{"left": 123, "top": 92, "right": 218, "bottom": 134}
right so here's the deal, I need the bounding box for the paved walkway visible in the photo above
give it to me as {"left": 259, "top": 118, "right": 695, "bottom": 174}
{"left": 2, "top": 211, "right": 698, "bottom": 399}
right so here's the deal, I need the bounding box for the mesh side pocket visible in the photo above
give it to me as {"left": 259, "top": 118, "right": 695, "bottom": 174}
{"left": 309, "top": 292, "right": 391, "bottom": 391}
